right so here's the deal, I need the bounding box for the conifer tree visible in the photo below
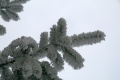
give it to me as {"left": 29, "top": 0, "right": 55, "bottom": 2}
{"left": 0, "top": 0, "right": 106, "bottom": 80}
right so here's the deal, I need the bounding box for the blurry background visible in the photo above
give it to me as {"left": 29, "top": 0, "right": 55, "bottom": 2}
{"left": 0, "top": 0, "right": 120, "bottom": 80}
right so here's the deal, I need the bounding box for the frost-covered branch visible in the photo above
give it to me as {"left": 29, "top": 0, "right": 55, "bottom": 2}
{"left": 57, "top": 18, "right": 67, "bottom": 38}
{"left": 61, "top": 46, "right": 84, "bottom": 69}
{"left": 0, "top": 59, "right": 15, "bottom": 67}
{"left": 0, "top": 18, "right": 106, "bottom": 80}
{"left": 10, "top": 0, "right": 30, "bottom": 5}
{"left": 49, "top": 25, "right": 58, "bottom": 45}
{"left": 39, "top": 32, "right": 48, "bottom": 49}
{"left": 0, "top": 0, "right": 30, "bottom": 22}
{"left": 40, "top": 61, "right": 62, "bottom": 80}
{"left": 1, "top": 67, "right": 14, "bottom": 80}
{"left": 46, "top": 45, "right": 64, "bottom": 71}
{"left": 13, "top": 68, "right": 25, "bottom": 80}
{"left": 0, "top": 25, "right": 6, "bottom": 36}
{"left": 71, "top": 30, "right": 106, "bottom": 47}
{"left": 0, "top": 0, "right": 30, "bottom": 36}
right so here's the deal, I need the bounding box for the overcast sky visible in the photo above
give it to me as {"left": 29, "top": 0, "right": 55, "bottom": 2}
{"left": 0, "top": 0, "right": 120, "bottom": 80}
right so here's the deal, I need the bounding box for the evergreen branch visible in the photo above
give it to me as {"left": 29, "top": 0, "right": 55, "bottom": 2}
{"left": 6, "top": 10, "right": 20, "bottom": 21}
{"left": 71, "top": 30, "right": 106, "bottom": 47}
{"left": 7, "top": 4, "right": 23, "bottom": 12}
{"left": 5, "top": 0, "right": 10, "bottom": 4}
{"left": 39, "top": 32, "right": 48, "bottom": 49}
{"left": 49, "top": 25, "right": 58, "bottom": 45}
{"left": 52, "top": 53, "right": 64, "bottom": 71}
{"left": 57, "top": 18, "right": 67, "bottom": 38}
{"left": 33, "top": 50, "right": 48, "bottom": 59}
{"left": 0, "top": 0, "right": 30, "bottom": 22}
{"left": 32, "top": 44, "right": 51, "bottom": 59}
{"left": 44, "top": 45, "right": 64, "bottom": 71}
{"left": 46, "top": 45, "right": 64, "bottom": 71}
{"left": 62, "top": 46, "right": 84, "bottom": 69}
{"left": 57, "top": 36, "right": 71, "bottom": 47}
{"left": 0, "top": 25, "right": 6, "bottom": 35}
{"left": 49, "top": 18, "right": 67, "bottom": 45}
{"left": 47, "top": 45, "right": 58, "bottom": 61}
{"left": 21, "top": 57, "right": 42, "bottom": 79}
{"left": 10, "top": 0, "right": 30, "bottom": 5}
{"left": 0, "top": 17, "right": 106, "bottom": 80}
{"left": 13, "top": 68, "right": 25, "bottom": 80}
{"left": 40, "top": 61, "right": 62, "bottom": 80}
{"left": 1, "top": 66, "right": 14, "bottom": 80}
{"left": 41, "top": 61, "right": 57, "bottom": 78}
{"left": 33, "top": 44, "right": 64, "bottom": 71}
{"left": 0, "top": 59, "right": 15, "bottom": 67}
{"left": 0, "top": 0, "right": 8, "bottom": 7}
{"left": 0, "top": 10, "right": 11, "bottom": 22}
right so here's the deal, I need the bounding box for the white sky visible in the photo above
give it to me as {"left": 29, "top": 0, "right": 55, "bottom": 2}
{"left": 0, "top": 0, "right": 120, "bottom": 80}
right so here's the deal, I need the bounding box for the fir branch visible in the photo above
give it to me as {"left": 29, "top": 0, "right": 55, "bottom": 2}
{"left": 57, "top": 18, "right": 67, "bottom": 38}
{"left": 30, "top": 58, "right": 42, "bottom": 79}
{"left": 40, "top": 61, "right": 62, "bottom": 80}
{"left": 22, "top": 57, "right": 42, "bottom": 79}
{"left": 34, "top": 50, "right": 48, "bottom": 59}
{"left": 32, "top": 44, "right": 51, "bottom": 59}
{"left": 62, "top": 46, "right": 84, "bottom": 69}
{"left": 0, "top": 0, "right": 30, "bottom": 22}
{"left": 0, "top": 10, "right": 11, "bottom": 22}
{"left": 39, "top": 32, "right": 48, "bottom": 49}
{"left": 47, "top": 45, "right": 58, "bottom": 61}
{"left": 7, "top": 4, "right": 23, "bottom": 12}
{"left": 46, "top": 45, "right": 64, "bottom": 71}
{"left": 5, "top": 0, "right": 10, "bottom": 5}
{"left": 0, "top": 25, "right": 6, "bottom": 35}
{"left": 6, "top": 10, "right": 20, "bottom": 21}
{"left": 41, "top": 61, "right": 57, "bottom": 78}
{"left": 13, "top": 68, "right": 25, "bottom": 80}
{"left": 0, "top": 17, "right": 106, "bottom": 80}
{"left": 8, "top": 36, "right": 38, "bottom": 57}
{"left": 0, "top": 59, "right": 15, "bottom": 67}
{"left": 49, "top": 18, "right": 67, "bottom": 45}
{"left": 0, "top": 0, "right": 8, "bottom": 7}
{"left": 12, "top": 57, "right": 25, "bottom": 71}
{"left": 71, "top": 30, "right": 106, "bottom": 47}
{"left": 1, "top": 67, "right": 14, "bottom": 80}
{"left": 52, "top": 53, "right": 64, "bottom": 71}
{"left": 10, "top": 0, "right": 30, "bottom": 5}
{"left": 49, "top": 25, "right": 58, "bottom": 45}
{"left": 57, "top": 36, "right": 71, "bottom": 47}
